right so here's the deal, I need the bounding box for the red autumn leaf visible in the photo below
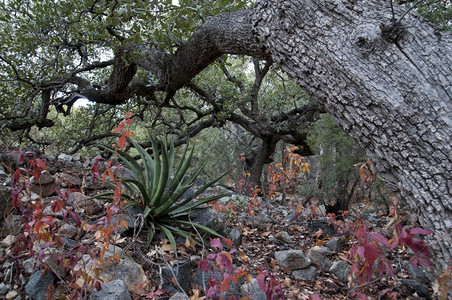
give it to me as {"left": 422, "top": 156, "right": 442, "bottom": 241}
{"left": 35, "top": 158, "right": 48, "bottom": 171}
{"left": 363, "top": 243, "right": 379, "bottom": 266}
{"left": 117, "top": 135, "right": 127, "bottom": 150}
{"left": 370, "top": 232, "right": 390, "bottom": 246}
{"left": 33, "top": 166, "right": 41, "bottom": 180}
{"left": 409, "top": 227, "right": 433, "bottom": 235}
{"left": 223, "top": 238, "right": 233, "bottom": 248}
{"left": 51, "top": 199, "right": 64, "bottom": 213}
{"left": 122, "top": 130, "right": 134, "bottom": 137}
{"left": 125, "top": 111, "right": 134, "bottom": 118}
{"left": 125, "top": 118, "right": 132, "bottom": 125}
{"left": 118, "top": 122, "right": 125, "bottom": 132}
{"left": 217, "top": 252, "right": 233, "bottom": 273}
{"left": 198, "top": 258, "right": 211, "bottom": 272}
{"left": 19, "top": 153, "right": 26, "bottom": 164}
{"left": 310, "top": 294, "right": 323, "bottom": 300}
{"left": 210, "top": 238, "right": 223, "bottom": 251}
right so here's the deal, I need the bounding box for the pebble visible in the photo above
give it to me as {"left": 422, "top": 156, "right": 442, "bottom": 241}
{"left": 5, "top": 290, "right": 18, "bottom": 299}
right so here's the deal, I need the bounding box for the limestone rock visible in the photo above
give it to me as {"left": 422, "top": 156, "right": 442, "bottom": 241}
{"left": 325, "top": 236, "right": 345, "bottom": 253}
{"left": 275, "top": 250, "right": 311, "bottom": 270}
{"left": 162, "top": 260, "right": 191, "bottom": 293}
{"left": 75, "top": 245, "right": 148, "bottom": 294}
{"left": 274, "top": 231, "right": 293, "bottom": 244}
{"left": 241, "top": 278, "right": 266, "bottom": 300}
{"left": 293, "top": 266, "right": 317, "bottom": 281}
{"left": 329, "top": 261, "right": 351, "bottom": 283}
{"left": 307, "top": 246, "right": 333, "bottom": 271}
{"left": 25, "top": 270, "right": 56, "bottom": 300}
{"left": 169, "top": 292, "right": 189, "bottom": 300}
{"left": 89, "top": 279, "right": 132, "bottom": 300}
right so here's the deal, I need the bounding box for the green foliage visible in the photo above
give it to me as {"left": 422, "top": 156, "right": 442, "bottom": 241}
{"left": 306, "top": 114, "right": 365, "bottom": 203}
{"left": 397, "top": 0, "right": 452, "bottom": 30}
{"left": 101, "top": 136, "right": 228, "bottom": 253}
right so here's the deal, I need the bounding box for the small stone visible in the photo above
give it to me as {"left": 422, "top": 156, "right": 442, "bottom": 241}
{"left": 23, "top": 257, "right": 36, "bottom": 274}
{"left": 1, "top": 235, "right": 15, "bottom": 247}
{"left": 5, "top": 290, "right": 18, "bottom": 300}
{"left": 228, "top": 228, "right": 242, "bottom": 248}
{"left": 329, "top": 260, "right": 351, "bottom": 283}
{"left": 274, "top": 231, "right": 293, "bottom": 243}
{"left": 30, "top": 171, "right": 54, "bottom": 185}
{"left": 275, "top": 250, "right": 311, "bottom": 270}
{"left": 89, "top": 279, "right": 132, "bottom": 300}
{"left": 241, "top": 278, "right": 266, "bottom": 300}
{"left": 59, "top": 223, "right": 78, "bottom": 239}
{"left": 169, "top": 292, "right": 189, "bottom": 300}
{"left": 307, "top": 246, "right": 333, "bottom": 271}
{"left": 0, "top": 283, "right": 8, "bottom": 296}
{"left": 58, "top": 153, "right": 73, "bottom": 162}
{"left": 325, "top": 236, "right": 345, "bottom": 253}
{"left": 293, "top": 266, "right": 317, "bottom": 281}
{"left": 25, "top": 270, "right": 56, "bottom": 300}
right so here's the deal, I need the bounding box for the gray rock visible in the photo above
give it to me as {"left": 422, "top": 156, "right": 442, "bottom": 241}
{"left": 31, "top": 171, "right": 54, "bottom": 185}
{"left": 329, "top": 261, "right": 351, "bottom": 283}
{"left": 192, "top": 208, "right": 226, "bottom": 236}
{"left": 0, "top": 282, "right": 7, "bottom": 296}
{"left": 307, "top": 219, "right": 336, "bottom": 236}
{"left": 111, "top": 166, "right": 135, "bottom": 180}
{"left": 89, "top": 279, "right": 132, "bottom": 300}
{"left": 274, "top": 231, "right": 293, "bottom": 244}
{"left": 307, "top": 246, "right": 333, "bottom": 271}
{"left": 25, "top": 270, "right": 55, "bottom": 300}
{"left": 228, "top": 228, "right": 242, "bottom": 248}
{"left": 241, "top": 278, "right": 266, "bottom": 300}
{"left": 58, "top": 223, "right": 78, "bottom": 239}
{"left": 57, "top": 153, "right": 73, "bottom": 162}
{"left": 23, "top": 257, "right": 36, "bottom": 274}
{"left": 325, "top": 236, "right": 345, "bottom": 253}
{"left": 293, "top": 266, "right": 317, "bottom": 281}
{"left": 30, "top": 171, "right": 56, "bottom": 197}
{"left": 75, "top": 245, "right": 148, "bottom": 293}
{"left": 57, "top": 173, "right": 82, "bottom": 188}
{"left": 162, "top": 261, "right": 191, "bottom": 293}
{"left": 169, "top": 292, "right": 189, "bottom": 300}
{"left": 275, "top": 250, "right": 311, "bottom": 270}
{"left": 402, "top": 261, "right": 435, "bottom": 284}
{"left": 400, "top": 279, "right": 431, "bottom": 299}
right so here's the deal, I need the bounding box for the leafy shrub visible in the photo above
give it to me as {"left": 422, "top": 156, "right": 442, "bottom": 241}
{"left": 100, "top": 136, "right": 228, "bottom": 252}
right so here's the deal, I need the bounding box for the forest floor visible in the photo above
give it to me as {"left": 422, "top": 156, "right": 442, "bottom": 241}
{"left": 0, "top": 152, "right": 445, "bottom": 299}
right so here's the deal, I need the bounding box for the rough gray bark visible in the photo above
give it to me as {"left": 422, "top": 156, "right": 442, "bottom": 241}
{"left": 57, "top": 0, "right": 451, "bottom": 267}
{"left": 250, "top": 0, "right": 452, "bottom": 267}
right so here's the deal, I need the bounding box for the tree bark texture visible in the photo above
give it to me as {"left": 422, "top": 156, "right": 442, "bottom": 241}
{"left": 251, "top": 0, "right": 452, "bottom": 267}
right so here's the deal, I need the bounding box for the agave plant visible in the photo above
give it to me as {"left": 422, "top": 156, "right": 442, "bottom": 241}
{"left": 99, "top": 136, "right": 228, "bottom": 253}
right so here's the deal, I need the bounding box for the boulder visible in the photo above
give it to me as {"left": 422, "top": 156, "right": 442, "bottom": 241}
{"left": 275, "top": 250, "right": 311, "bottom": 270}
{"left": 89, "top": 279, "right": 132, "bottom": 300}
{"left": 228, "top": 228, "right": 242, "bottom": 248}
{"left": 25, "top": 270, "right": 56, "bottom": 300}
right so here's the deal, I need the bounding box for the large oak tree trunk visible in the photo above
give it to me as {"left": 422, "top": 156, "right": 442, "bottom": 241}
{"left": 251, "top": 0, "right": 452, "bottom": 267}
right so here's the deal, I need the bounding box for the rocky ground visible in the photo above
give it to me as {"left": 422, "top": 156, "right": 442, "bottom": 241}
{"left": 0, "top": 151, "right": 443, "bottom": 299}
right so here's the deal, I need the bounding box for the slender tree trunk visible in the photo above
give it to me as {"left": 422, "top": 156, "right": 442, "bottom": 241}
{"left": 248, "top": 136, "right": 278, "bottom": 189}
{"left": 251, "top": 0, "right": 452, "bottom": 267}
